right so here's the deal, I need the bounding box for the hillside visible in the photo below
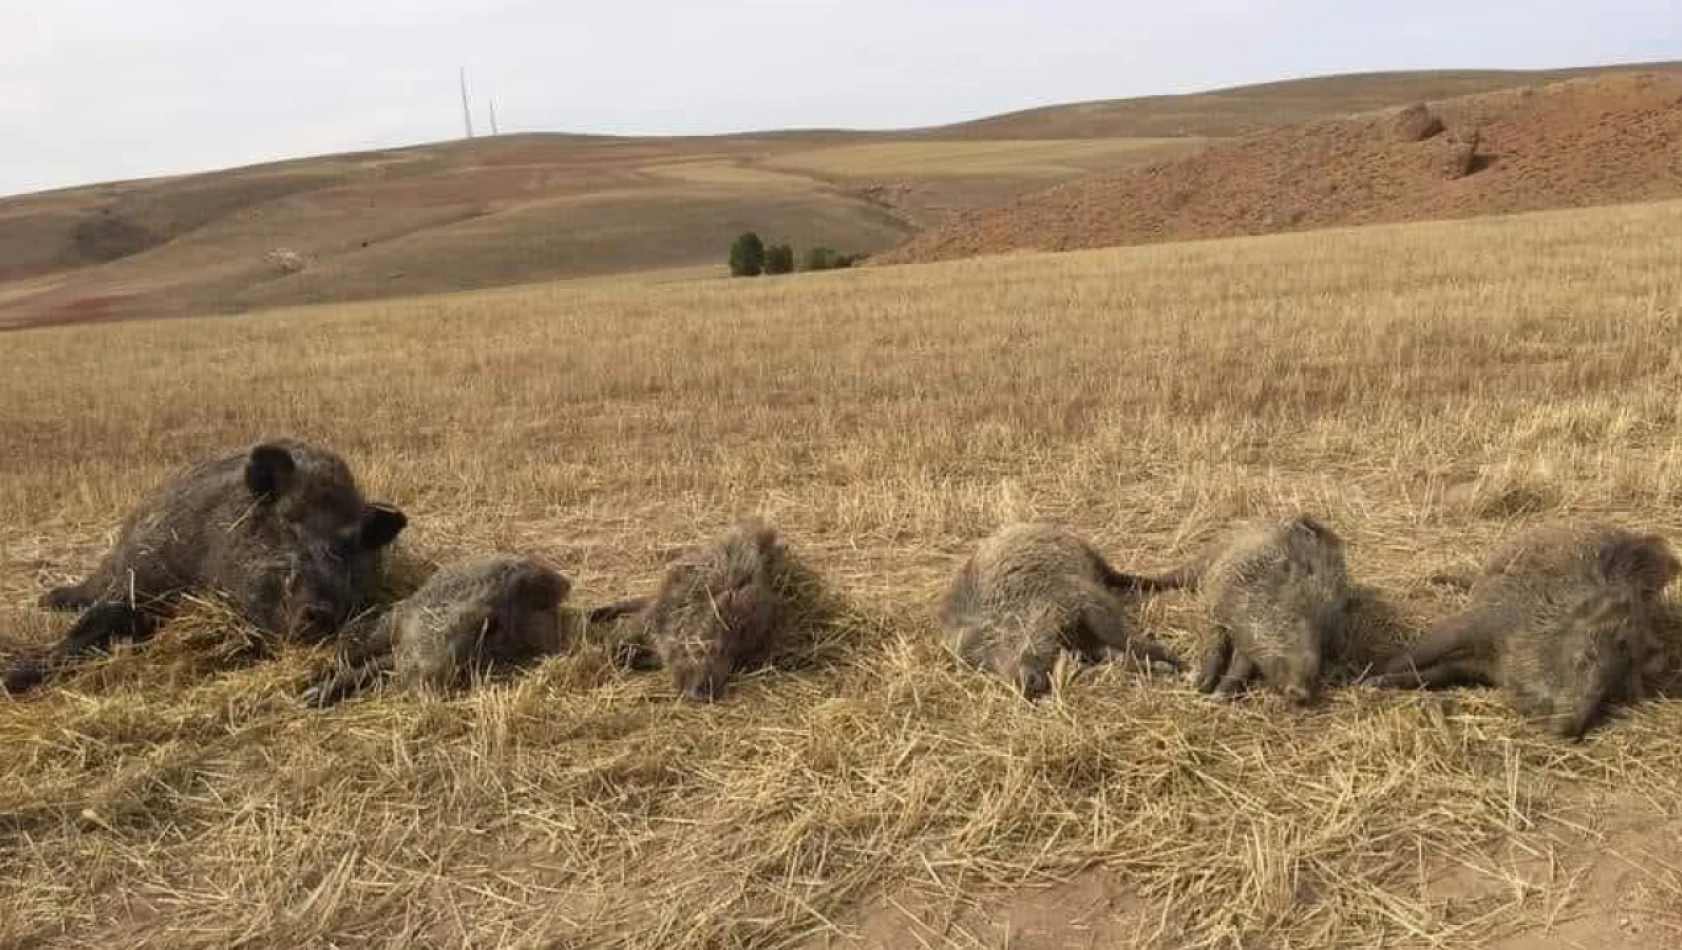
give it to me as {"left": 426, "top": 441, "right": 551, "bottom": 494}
{"left": 877, "top": 70, "right": 1682, "bottom": 265}
{"left": 0, "top": 135, "right": 922, "bottom": 329}
{"left": 0, "top": 61, "right": 1669, "bottom": 330}
{"left": 918, "top": 61, "right": 1682, "bottom": 139}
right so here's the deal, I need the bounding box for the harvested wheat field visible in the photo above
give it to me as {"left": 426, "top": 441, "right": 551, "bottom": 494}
{"left": 3, "top": 196, "right": 1682, "bottom": 949}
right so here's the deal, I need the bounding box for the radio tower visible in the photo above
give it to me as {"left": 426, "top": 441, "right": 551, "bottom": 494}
{"left": 458, "top": 67, "right": 475, "bottom": 138}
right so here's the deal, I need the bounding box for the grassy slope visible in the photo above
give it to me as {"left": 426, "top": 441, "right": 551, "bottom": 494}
{"left": 924, "top": 61, "right": 1682, "bottom": 138}
{"left": 4, "top": 62, "right": 1665, "bottom": 329}
{"left": 3, "top": 199, "right": 1682, "bottom": 948}
{"left": 876, "top": 69, "right": 1682, "bottom": 266}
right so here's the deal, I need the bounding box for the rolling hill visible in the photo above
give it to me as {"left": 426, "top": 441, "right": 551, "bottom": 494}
{"left": 916, "top": 60, "right": 1682, "bottom": 138}
{"left": 0, "top": 61, "right": 1674, "bottom": 329}
{"left": 877, "top": 69, "right": 1682, "bottom": 265}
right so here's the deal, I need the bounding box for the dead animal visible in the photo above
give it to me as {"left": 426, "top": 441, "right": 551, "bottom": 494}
{"left": 607, "top": 516, "right": 829, "bottom": 703}
{"left": 1152, "top": 515, "right": 1353, "bottom": 706}
{"left": 1366, "top": 520, "right": 1678, "bottom": 740}
{"left": 5, "top": 439, "right": 407, "bottom": 695}
{"left": 300, "top": 553, "right": 641, "bottom": 705}
{"left": 937, "top": 522, "right": 1185, "bottom": 699}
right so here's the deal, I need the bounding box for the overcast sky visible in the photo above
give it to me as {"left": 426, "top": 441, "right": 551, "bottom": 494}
{"left": 1, "top": 0, "right": 1677, "bottom": 197}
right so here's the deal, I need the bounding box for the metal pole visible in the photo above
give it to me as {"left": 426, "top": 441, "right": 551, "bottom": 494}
{"left": 459, "top": 67, "right": 475, "bottom": 138}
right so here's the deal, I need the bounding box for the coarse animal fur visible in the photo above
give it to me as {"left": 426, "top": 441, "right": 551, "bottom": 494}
{"left": 300, "top": 553, "right": 642, "bottom": 705}
{"left": 1150, "top": 515, "right": 1353, "bottom": 706}
{"left": 937, "top": 522, "right": 1185, "bottom": 699}
{"left": 1365, "top": 519, "right": 1678, "bottom": 740}
{"left": 607, "top": 516, "right": 827, "bottom": 703}
{"left": 5, "top": 439, "right": 408, "bottom": 695}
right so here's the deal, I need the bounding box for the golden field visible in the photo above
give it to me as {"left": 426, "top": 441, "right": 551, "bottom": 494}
{"left": 3, "top": 198, "right": 1682, "bottom": 949}
{"left": 762, "top": 138, "right": 1203, "bottom": 180}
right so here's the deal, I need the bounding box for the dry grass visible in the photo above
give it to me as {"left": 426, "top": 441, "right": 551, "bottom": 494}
{"left": 222, "top": 186, "right": 912, "bottom": 312}
{"left": 930, "top": 62, "right": 1682, "bottom": 139}
{"left": 4, "top": 197, "right": 1682, "bottom": 948}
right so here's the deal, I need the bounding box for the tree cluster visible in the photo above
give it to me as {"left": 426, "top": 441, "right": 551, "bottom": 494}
{"left": 728, "top": 232, "right": 860, "bottom": 277}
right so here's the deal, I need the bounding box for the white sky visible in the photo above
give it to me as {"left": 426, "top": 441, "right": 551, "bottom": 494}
{"left": 1, "top": 0, "right": 1677, "bottom": 196}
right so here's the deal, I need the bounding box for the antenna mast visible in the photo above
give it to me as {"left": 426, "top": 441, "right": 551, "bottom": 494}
{"left": 459, "top": 67, "right": 475, "bottom": 138}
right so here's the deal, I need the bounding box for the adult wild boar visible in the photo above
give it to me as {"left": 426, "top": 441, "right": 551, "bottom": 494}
{"left": 1366, "top": 519, "right": 1677, "bottom": 740}
{"left": 5, "top": 438, "right": 407, "bottom": 694}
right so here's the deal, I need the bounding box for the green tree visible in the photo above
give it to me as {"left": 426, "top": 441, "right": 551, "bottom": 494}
{"left": 803, "top": 246, "right": 837, "bottom": 271}
{"left": 728, "top": 232, "right": 765, "bottom": 277}
{"left": 804, "top": 246, "right": 859, "bottom": 270}
{"left": 764, "top": 243, "right": 795, "bottom": 275}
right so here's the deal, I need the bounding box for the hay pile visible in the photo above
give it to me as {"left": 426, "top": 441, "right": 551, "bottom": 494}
{"left": 3, "top": 561, "right": 1679, "bottom": 947}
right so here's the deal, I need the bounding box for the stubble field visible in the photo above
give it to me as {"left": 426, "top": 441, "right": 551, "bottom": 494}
{"left": 3, "top": 198, "right": 1682, "bottom": 949}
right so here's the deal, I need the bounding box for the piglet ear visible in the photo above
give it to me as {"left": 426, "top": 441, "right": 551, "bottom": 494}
{"left": 737, "top": 515, "right": 780, "bottom": 554}
{"left": 1288, "top": 514, "right": 1332, "bottom": 540}
{"left": 1600, "top": 534, "right": 1680, "bottom": 595}
{"left": 516, "top": 564, "right": 570, "bottom": 609}
{"left": 359, "top": 503, "right": 408, "bottom": 550}
{"left": 244, "top": 443, "right": 298, "bottom": 498}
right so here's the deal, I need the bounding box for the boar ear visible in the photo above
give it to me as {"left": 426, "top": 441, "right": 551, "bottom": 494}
{"left": 739, "top": 516, "right": 779, "bottom": 553}
{"left": 360, "top": 503, "right": 408, "bottom": 550}
{"left": 245, "top": 443, "right": 298, "bottom": 498}
{"left": 516, "top": 566, "right": 570, "bottom": 610}
{"left": 1600, "top": 534, "right": 1679, "bottom": 594}
{"left": 1288, "top": 514, "right": 1327, "bottom": 537}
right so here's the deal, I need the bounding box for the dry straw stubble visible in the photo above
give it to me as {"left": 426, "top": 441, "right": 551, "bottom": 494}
{"left": 2, "top": 198, "right": 1682, "bottom": 947}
